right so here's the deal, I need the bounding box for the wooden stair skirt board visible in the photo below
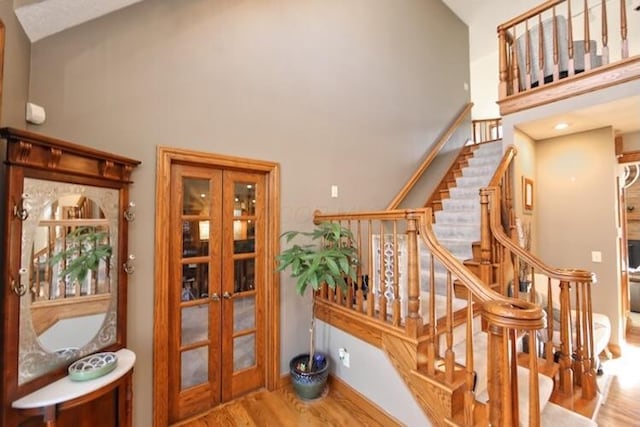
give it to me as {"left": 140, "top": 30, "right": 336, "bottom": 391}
{"left": 381, "top": 333, "right": 468, "bottom": 423}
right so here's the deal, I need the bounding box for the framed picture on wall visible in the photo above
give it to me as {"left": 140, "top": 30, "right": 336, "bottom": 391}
{"left": 523, "top": 176, "right": 534, "bottom": 211}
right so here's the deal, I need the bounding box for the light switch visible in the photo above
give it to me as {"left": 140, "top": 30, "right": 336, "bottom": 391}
{"left": 591, "top": 251, "right": 602, "bottom": 263}
{"left": 331, "top": 185, "right": 339, "bottom": 198}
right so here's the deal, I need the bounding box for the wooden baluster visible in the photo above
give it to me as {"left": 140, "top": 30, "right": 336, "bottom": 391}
{"left": 568, "top": 0, "right": 575, "bottom": 76}
{"left": 527, "top": 331, "right": 541, "bottom": 427}
{"left": 405, "top": 216, "right": 422, "bottom": 338}
{"left": 583, "top": 0, "right": 592, "bottom": 70}
{"left": 509, "top": 329, "right": 519, "bottom": 425}
{"left": 601, "top": 0, "right": 609, "bottom": 64}
{"left": 345, "top": 220, "right": 354, "bottom": 308}
{"left": 573, "top": 282, "right": 584, "bottom": 386}
{"left": 464, "top": 292, "right": 476, "bottom": 426}
{"left": 558, "top": 280, "right": 574, "bottom": 395}
{"left": 444, "top": 271, "right": 454, "bottom": 383}
{"left": 545, "top": 278, "right": 556, "bottom": 363}
{"left": 552, "top": 7, "right": 560, "bottom": 81}
{"left": 479, "top": 190, "right": 492, "bottom": 285}
{"left": 525, "top": 20, "right": 532, "bottom": 90}
{"left": 582, "top": 280, "right": 597, "bottom": 399}
{"left": 379, "top": 222, "right": 387, "bottom": 321}
{"left": 510, "top": 26, "right": 520, "bottom": 94}
{"left": 498, "top": 28, "right": 510, "bottom": 98}
{"left": 356, "top": 221, "right": 364, "bottom": 313}
{"left": 621, "top": 0, "right": 628, "bottom": 58}
{"left": 427, "top": 251, "right": 436, "bottom": 375}
{"left": 367, "top": 220, "right": 374, "bottom": 318}
{"left": 537, "top": 14, "right": 545, "bottom": 87}
{"left": 392, "top": 222, "right": 401, "bottom": 327}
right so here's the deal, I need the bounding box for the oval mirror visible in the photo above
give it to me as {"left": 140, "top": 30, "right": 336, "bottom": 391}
{"left": 18, "top": 178, "right": 120, "bottom": 385}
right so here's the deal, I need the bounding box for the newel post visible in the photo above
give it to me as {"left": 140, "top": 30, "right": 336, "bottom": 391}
{"left": 558, "top": 280, "right": 575, "bottom": 396}
{"left": 405, "top": 214, "right": 423, "bottom": 338}
{"left": 483, "top": 304, "right": 513, "bottom": 427}
{"left": 479, "top": 189, "right": 493, "bottom": 286}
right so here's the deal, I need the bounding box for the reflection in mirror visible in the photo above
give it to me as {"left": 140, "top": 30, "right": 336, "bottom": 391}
{"left": 19, "top": 178, "right": 120, "bottom": 385}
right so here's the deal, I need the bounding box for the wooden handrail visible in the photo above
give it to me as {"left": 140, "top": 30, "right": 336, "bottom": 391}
{"left": 498, "top": 0, "right": 564, "bottom": 31}
{"left": 386, "top": 103, "right": 473, "bottom": 211}
{"left": 483, "top": 186, "right": 594, "bottom": 283}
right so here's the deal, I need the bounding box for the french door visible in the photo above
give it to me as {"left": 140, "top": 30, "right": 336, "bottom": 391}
{"left": 168, "top": 164, "right": 265, "bottom": 422}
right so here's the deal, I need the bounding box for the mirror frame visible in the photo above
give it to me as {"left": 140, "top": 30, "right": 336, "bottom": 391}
{"left": 1, "top": 127, "right": 140, "bottom": 425}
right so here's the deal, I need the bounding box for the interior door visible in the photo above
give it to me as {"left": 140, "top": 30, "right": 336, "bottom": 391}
{"left": 168, "top": 164, "right": 265, "bottom": 422}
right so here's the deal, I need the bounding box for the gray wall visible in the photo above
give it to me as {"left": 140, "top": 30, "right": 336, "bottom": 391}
{"left": 26, "top": 0, "right": 469, "bottom": 424}
{"left": 536, "top": 127, "right": 621, "bottom": 345}
{"left": 0, "top": 3, "right": 30, "bottom": 127}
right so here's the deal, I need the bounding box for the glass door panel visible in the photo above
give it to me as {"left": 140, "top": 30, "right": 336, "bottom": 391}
{"left": 233, "top": 258, "right": 255, "bottom": 292}
{"left": 181, "top": 304, "right": 209, "bottom": 345}
{"left": 233, "top": 296, "right": 255, "bottom": 332}
{"left": 181, "top": 346, "right": 209, "bottom": 389}
{"left": 182, "top": 220, "right": 210, "bottom": 258}
{"left": 233, "top": 333, "right": 256, "bottom": 371}
{"left": 181, "top": 262, "right": 209, "bottom": 301}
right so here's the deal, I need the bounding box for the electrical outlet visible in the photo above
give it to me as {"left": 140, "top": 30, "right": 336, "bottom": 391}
{"left": 331, "top": 185, "right": 339, "bottom": 198}
{"left": 591, "top": 251, "right": 602, "bottom": 263}
{"left": 338, "top": 347, "right": 350, "bottom": 368}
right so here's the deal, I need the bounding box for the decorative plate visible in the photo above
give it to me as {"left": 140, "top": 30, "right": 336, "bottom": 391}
{"left": 68, "top": 352, "right": 118, "bottom": 382}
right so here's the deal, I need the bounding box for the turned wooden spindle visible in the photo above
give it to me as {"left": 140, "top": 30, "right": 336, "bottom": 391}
{"left": 583, "top": 0, "right": 592, "bottom": 70}
{"left": 621, "top": 0, "right": 628, "bottom": 58}
{"left": 601, "top": 0, "right": 609, "bottom": 64}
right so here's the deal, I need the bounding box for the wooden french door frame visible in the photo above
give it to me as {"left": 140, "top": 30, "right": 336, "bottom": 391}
{"left": 153, "top": 147, "right": 280, "bottom": 427}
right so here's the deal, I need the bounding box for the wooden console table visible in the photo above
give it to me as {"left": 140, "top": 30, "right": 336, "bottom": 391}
{"left": 12, "top": 349, "right": 135, "bottom": 427}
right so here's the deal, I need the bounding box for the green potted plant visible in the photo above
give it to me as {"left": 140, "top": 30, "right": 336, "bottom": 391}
{"left": 276, "top": 221, "right": 358, "bottom": 400}
{"left": 49, "top": 226, "right": 112, "bottom": 293}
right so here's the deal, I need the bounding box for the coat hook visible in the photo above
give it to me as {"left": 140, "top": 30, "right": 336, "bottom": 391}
{"left": 123, "top": 254, "right": 136, "bottom": 274}
{"left": 123, "top": 201, "right": 136, "bottom": 222}
{"left": 13, "top": 193, "right": 30, "bottom": 221}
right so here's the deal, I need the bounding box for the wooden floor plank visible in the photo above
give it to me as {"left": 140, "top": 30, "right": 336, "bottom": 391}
{"left": 174, "top": 323, "right": 640, "bottom": 426}
{"left": 596, "top": 324, "right": 640, "bottom": 425}
{"left": 175, "top": 383, "right": 400, "bottom": 427}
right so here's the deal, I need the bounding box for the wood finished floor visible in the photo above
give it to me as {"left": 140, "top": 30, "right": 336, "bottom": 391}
{"left": 175, "top": 322, "right": 640, "bottom": 426}
{"left": 596, "top": 321, "right": 640, "bottom": 426}
{"left": 173, "top": 384, "right": 399, "bottom": 427}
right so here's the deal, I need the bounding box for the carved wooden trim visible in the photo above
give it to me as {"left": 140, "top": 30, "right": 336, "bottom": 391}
{"left": 1, "top": 128, "right": 141, "bottom": 183}
{"left": 498, "top": 56, "right": 640, "bottom": 116}
{"left": 47, "top": 148, "right": 62, "bottom": 169}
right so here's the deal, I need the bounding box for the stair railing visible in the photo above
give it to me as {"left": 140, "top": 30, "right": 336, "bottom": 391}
{"left": 479, "top": 145, "right": 518, "bottom": 287}
{"left": 387, "top": 103, "right": 473, "bottom": 210}
{"left": 482, "top": 185, "right": 598, "bottom": 401}
{"left": 498, "top": 0, "right": 633, "bottom": 99}
{"left": 472, "top": 118, "right": 503, "bottom": 143}
{"left": 313, "top": 208, "right": 546, "bottom": 426}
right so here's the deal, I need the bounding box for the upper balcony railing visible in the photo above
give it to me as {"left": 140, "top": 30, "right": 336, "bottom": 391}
{"left": 497, "top": 0, "right": 640, "bottom": 115}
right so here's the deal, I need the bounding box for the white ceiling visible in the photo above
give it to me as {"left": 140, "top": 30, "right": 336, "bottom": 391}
{"left": 14, "top": 0, "right": 143, "bottom": 42}
{"left": 516, "top": 95, "right": 640, "bottom": 140}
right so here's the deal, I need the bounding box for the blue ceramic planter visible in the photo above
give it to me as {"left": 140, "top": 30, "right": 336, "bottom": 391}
{"left": 289, "top": 353, "right": 329, "bottom": 400}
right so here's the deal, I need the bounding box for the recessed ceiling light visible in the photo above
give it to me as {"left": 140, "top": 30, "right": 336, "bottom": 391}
{"left": 554, "top": 122, "right": 569, "bottom": 130}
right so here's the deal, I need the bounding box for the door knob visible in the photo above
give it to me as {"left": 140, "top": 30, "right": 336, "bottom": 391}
{"left": 223, "top": 291, "right": 233, "bottom": 299}
{"left": 211, "top": 293, "right": 220, "bottom": 301}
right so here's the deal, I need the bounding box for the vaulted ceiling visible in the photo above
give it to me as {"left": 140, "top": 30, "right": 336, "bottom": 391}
{"left": 14, "top": 0, "right": 143, "bottom": 42}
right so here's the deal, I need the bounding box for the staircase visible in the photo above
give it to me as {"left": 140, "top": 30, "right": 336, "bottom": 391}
{"left": 312, "top": 106, "right": 601, "bottom": 426}
{"left": 432, "top": 141, "right": 503, "bottom": 262}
